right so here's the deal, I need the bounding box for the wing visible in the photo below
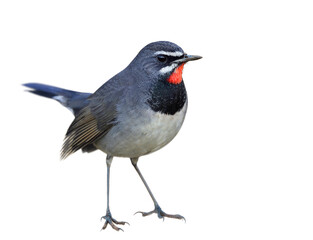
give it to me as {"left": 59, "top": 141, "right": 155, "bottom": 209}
{"left": 61, "top": 90, "right": 120, "bottom": 159}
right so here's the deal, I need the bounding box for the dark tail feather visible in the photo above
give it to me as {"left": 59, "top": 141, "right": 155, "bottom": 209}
{"left": 23, "top": 83, "right": 91, "bottom": 115}
{"left": 23, "top": 83, "right": 79, "bottom": 99}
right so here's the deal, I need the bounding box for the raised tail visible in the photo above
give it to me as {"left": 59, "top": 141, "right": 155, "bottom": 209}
{"left": 23, "top": 83, "right": 91, "bottom": 115}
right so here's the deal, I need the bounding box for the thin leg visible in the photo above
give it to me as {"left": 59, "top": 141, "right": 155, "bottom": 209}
{"left": 101, "top": 155, "right": 129, "bottom": 231}
{"left": 106, "top": 156, "right": 111, "bottom": 211}
{"left": 131, "top": 158, "right": 185, "bottom": 221}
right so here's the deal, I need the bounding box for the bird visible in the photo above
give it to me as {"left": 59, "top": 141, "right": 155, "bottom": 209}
{"left": 23, "top": 41, "right": 202, "bottom": 231}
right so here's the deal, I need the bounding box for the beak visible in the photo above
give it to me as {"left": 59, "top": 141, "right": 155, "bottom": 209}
{"left": 174, "top": 54, "right": 202, "bottom": 64}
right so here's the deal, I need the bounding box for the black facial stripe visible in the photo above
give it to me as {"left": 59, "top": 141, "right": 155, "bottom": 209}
{"left": 167, "top": 55, "right": 183, "bottom": 62}
{"left": 147, "top": 80, "right": 187, "bottom": 115}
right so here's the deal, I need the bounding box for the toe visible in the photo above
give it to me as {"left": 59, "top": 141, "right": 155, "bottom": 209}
{"left": 110, "top": 222, "right": 124, "bottom": 232}
{"left": 161, "top": 212, "right": 186, "bottom": 221}
{"left": 112, "top": 218, "right": 129, "bottom": 225}
{"left": 101, "top": 221, "right": 108, "bottom": 230}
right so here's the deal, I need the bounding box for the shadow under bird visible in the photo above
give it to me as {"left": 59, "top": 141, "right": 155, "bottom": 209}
{"left": 23, "top": 41, "right": 202, "bottom": 231}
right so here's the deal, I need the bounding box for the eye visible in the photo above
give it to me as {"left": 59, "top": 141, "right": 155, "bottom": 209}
{"left": 157, "top": 55, "right": 167, "bottom": 63}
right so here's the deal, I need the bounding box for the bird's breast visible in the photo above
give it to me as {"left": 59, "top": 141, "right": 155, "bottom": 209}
{"left": 95, "top": 101, "right": 188, "bottom": 158}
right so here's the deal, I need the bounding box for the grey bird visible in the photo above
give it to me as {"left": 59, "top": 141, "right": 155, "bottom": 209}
{"left": 23, "top": 41, "right": 202, "bottom": 231}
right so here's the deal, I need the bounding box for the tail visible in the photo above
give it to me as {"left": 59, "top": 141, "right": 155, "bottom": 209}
{"left": 23, "top": 83, "right": 91, "bottom": 115}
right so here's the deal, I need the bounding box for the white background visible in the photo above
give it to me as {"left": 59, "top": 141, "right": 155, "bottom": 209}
{"left": 1, "top": 0, "right": 313, "bottom": 239}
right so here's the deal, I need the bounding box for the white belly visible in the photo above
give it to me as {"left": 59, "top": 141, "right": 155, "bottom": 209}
{"left": 95, "top": 102, "right": 187, "bottom": 158}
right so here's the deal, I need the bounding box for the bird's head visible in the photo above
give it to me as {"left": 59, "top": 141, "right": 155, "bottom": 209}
{"left": 130, "top": 41, "right": 202, "bottom": 85}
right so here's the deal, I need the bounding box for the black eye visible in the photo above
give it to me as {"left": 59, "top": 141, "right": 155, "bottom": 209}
{"left": 157, "top": 55, "right": 167, "bottom": 63}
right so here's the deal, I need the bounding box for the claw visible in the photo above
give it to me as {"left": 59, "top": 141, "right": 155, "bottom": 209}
{"left": 100, "top": 212, "right": 129, "bottom": 231}
{"left": 112, "top": 218, "right": 130, "bottom": 226}
{"left": 101, "top": 221, "right": 108, "bottom": 231}
{"left": 135, "top": 210, "right": 155, "bottom": 217}
{"left": 135, "top": 205, "right": 185, "bottom": 222}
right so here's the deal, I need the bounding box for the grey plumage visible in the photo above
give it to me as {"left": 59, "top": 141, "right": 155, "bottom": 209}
{"left": 23, "top": 41, "right": 201, "bottom": 231}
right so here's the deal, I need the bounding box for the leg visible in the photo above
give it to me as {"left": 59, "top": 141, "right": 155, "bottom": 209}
{"left": 101, "top": 155, "right": 128, "bottom": 231}
{"left": 131, "top": 158, "right": 185, "bottom": 221}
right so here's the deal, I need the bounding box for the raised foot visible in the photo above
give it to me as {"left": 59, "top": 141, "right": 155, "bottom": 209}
{"left": 135, "top": 205, "right": 185, "bottom": 222}
{"left": 101, "top": 211, "right": 129, "bottom": 231}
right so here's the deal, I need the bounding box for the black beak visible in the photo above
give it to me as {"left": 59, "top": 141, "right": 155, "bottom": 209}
{"left": 174, "top": 54, "right": 202, "bottom": 64}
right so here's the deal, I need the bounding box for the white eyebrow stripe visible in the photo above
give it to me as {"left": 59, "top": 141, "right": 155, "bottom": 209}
{"left": 159, "top": 63, "right": 178, "bottom": 74}
{"left": 154, "top": 51, "right": 184, "bottom": 57}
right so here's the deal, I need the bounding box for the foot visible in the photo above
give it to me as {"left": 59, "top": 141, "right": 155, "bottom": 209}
{"left": 101, "top": 210, "right": 129, "bottom": 231}
{"left": 135, "top": 204, "right": 185, "bottom": 222}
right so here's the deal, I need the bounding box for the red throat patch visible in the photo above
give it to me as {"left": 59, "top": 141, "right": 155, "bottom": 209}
{"left": 167, "top": 63, "right": 185, "bottom": 84}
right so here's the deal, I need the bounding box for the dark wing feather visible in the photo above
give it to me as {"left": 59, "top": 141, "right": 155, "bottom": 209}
{"left": 61, "top": 99, "right": 117, "bottom": 159}
{"left": 60, "top": 73, "right": 127, "bottom": 159}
